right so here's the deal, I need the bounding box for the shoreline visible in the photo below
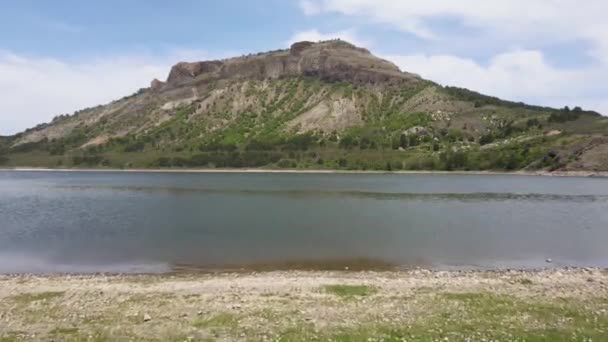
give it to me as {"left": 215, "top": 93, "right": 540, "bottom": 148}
{"left": 2, "top": 167, "right": 607, "bottom": 178}
{"left": 1, "top": 268, "right": 607, "bottom": 341}
{"left": 0, "top": 265, "right": 604, "bottom": 277}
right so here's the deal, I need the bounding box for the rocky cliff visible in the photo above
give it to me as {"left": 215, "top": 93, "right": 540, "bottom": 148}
{"left": 163, "top": 40, "right": 420, "bottom": 88}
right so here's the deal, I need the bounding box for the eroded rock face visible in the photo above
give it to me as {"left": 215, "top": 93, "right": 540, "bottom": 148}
{"left": 150, "top": 79, "right": 165, "bottom": 91}
{"left": 166, "top": 61, "right": 223, "bottom": 85}
{"left": 163, "top": 40, "right": 420, "bottom": 88}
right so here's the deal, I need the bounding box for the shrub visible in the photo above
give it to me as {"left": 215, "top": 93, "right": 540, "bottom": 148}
{"left": 277, "top": 159, "right": 297, "bottom": 168}
{"left": 479, "top": 134, "right": 494, "bottom": 146}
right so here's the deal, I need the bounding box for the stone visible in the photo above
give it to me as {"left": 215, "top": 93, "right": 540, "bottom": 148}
{"left": 150, "top": 78, "right": 164, "bottom": 91}
{"left": 143, "top": 313, "right": 152, "bottom": 322}
{"left": 164, "top": 40, "right": 419, "bottom": 87}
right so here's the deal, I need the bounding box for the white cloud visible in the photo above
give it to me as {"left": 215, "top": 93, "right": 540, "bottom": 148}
{"left": 299, "top": 0, "right": 322, "bottom": 15}
{"left": 287, "top": 29, "right": 368, "bottom": 48}
{"left": 299, "top": 1, "right": 608, "bottom": 114}
{"left": 385, "top": 50, "right": 608, "bottom": 114}
{"left": 0, "top": 49, "right": 230, "bottom": 135}
{"left": 301, "top": 0, "right": 608, "bottom": 52}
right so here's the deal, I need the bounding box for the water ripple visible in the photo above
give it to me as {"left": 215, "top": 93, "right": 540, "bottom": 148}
{"left": 53, "top": 185, "right": 608, "bottom": 202}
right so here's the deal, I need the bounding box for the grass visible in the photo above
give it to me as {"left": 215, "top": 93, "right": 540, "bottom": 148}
{"left": 9, "top": 291, "right": 64, "bottom": 304}
{"left": 274, "top": 292, "right": 608, "bottom": 341}
{"left": 1, "top": 273, "right": 607, "bottom": 341}
{"left": 324, "top": 284, "right": 377, "bottom": 298}
{"left": 49, "top": 327, "right": 79, "bottom": 335}
{"left": 517, "top": 277, "right": 534, "bottom": 285}
{"left": 0, "top": 332, "right": 22, "bottom": 342}
{"left": 118, "top": 293, "right": 175, "bottom": 307}
{"left": 192, "top": 312, "right": 239, "bottom": 329}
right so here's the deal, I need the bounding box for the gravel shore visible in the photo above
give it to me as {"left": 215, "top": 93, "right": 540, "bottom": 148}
{"left": 1, "top": 268, "right": 607, "bottom": 341}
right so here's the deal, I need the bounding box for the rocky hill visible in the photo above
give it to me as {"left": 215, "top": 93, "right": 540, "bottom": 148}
{"left": 2, "top": 40, "right": 608, "bottom": 171}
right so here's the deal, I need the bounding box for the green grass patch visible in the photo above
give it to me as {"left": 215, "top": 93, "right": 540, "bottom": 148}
{"left": 9, "top": 291, "right": 64, "bottom": 304}
{"left": 192, "top": 312, "right": 239, "bottom": 329}
{"left": 0, "top": 332, "right": 24, "bottom": 342}
{"left": 275, "top": 292, "right": 608, "bottom": 341}
{"left": 50, "top": 327, "right": 79, "bottom": 335}
{"left": 324, "top": 284, "right": 377, "bottom": 298}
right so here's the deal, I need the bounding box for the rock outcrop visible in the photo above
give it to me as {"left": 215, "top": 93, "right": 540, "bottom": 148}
{"left": 163, "top": 40, "right": 420, "bottom": 88}
{"left": 150, "top": 79, "right": 165, "bottom": 91}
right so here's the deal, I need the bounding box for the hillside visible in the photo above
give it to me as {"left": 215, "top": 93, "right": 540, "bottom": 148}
{"left": 2, "top": 40, "right": 608, "bottom": 171}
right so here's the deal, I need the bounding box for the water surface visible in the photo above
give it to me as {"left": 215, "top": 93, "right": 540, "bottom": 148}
{"left": 1, "top": 171, "right": 607, "bottom": 273}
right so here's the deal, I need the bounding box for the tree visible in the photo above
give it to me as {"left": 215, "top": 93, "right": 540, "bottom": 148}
{"left": 391, "top": 138, "right": 400, "bottom": 150}
{"left": 526, "top": 118, "right": 540, "bottom": 128}
{"left": 399, "top": 134, "right": 409, "bottom": 149}
{"left": 479, "top": 134, "right": 494, "bottom": 146}
{"left": 409, "top": 135, "right": 419, "bottom": 147}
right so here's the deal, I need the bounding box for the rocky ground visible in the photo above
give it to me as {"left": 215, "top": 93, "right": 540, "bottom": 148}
{"left": 1, "top": 269, "right": 607, "bottom": 341}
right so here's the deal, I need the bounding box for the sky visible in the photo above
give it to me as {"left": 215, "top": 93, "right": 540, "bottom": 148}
{"left": 1, "top": 0, "right": 607, "bottom": 135}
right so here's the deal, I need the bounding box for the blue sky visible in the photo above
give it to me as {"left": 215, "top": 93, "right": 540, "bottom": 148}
{"left": 1, "top": 0, "right": 607, "bottom": 134}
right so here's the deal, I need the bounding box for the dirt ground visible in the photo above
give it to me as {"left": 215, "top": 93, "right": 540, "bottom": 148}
{"left": 1, "top": 268, "right": 607, "bottom": 341}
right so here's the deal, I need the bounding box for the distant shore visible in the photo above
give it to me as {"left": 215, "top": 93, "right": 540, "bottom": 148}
{"left": 1, "top": 268, "right": 607, "bottom": 341}
{"left": 2, "top": 167, "right": 607, "bottom": 178}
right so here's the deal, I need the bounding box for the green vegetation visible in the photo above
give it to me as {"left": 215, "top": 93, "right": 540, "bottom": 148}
{"left": 192, "top": 312, "right": 239, "bottom": 329}
{"left": 1, "top": 270, "right": 607, "bottom": 342}
{"left": 442, "top": 86, "right": 570, "bottom": 113}
{"left": 9, "top": 291, "right": 64, "bottom": 304}
{"left": 275, "top": 293, "right": 608, "bottom": 341}
{"left": 3, "top": 75, "right": 607, "bottom": 172}
{"left": 324, "top": 284, "right": 377, "bottom": 298}
{"left": 49, "top": 327, "right": 79, "bottom": 336}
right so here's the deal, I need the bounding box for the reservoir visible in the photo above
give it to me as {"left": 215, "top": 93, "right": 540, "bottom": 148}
{"left": 1, "top": 170, "right": 607, "bottom": 273}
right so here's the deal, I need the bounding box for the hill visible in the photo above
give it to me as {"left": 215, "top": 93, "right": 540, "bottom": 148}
{"left": 2, "top": 40, "right": 608, "bottom": 171}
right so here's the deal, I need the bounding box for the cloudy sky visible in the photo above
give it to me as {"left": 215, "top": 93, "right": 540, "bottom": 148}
{"left": 1, "top": 0, "right": 606, "bottom": 135}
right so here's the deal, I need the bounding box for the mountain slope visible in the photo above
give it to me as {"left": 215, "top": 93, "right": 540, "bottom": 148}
{"left": 2, "top": 40, "right": 608, "bottom": 171}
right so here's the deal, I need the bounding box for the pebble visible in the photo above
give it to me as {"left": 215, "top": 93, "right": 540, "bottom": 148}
{"left": 143, "top": 313, "right": 152, "bottom": 322}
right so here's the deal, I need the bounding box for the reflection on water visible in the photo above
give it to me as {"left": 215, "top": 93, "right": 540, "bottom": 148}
{"left": 55, "top": 184, "right": 608, "bottom": 202}
{"left": 1, "top": 171, "right": 608, "bottom": 273}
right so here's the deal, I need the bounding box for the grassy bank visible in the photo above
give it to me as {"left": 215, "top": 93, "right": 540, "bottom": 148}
{"left": 1, "top": 269, "right": 607, "bottom": 341}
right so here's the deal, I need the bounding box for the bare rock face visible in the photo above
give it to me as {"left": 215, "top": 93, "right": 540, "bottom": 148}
{"left": 150, "top": 79, "right": 165, "bottom": 91}
{"left": 289, "top": 41, "right": 315, "bottom": 56}
{"left": 292, "top": 40, "right": 408, "bottom": 84}
{"left": 166, "top": 61, "right": 223, "bottom": 85}
{"left": 162, "top": 40, "right": 420, "bottom": 88}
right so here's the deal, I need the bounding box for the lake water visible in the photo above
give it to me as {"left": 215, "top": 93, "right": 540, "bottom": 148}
{"left": 1, "top": 170, "right": 607, "bottom": 273}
